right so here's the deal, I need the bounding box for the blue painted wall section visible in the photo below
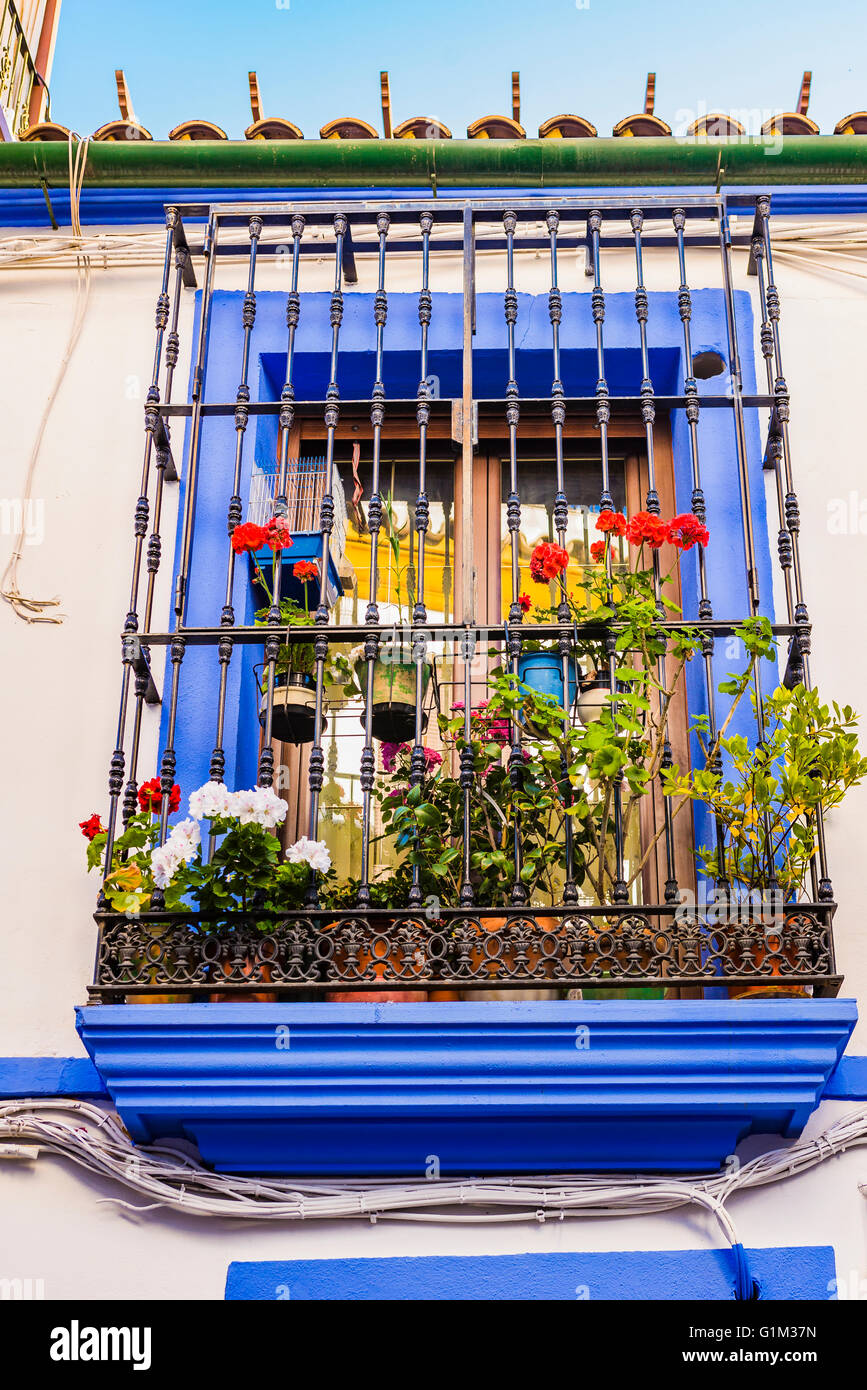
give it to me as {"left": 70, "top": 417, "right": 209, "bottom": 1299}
{"left": 822, "top": 1054, "right": 867, "bottom": 1099}
{"left": 0, "top": 1057, "right": 106, "bottom": 1098}
{"left": 3, "top": 185, "right": 867, "bottom": 229}
{"left": 75, "top": 1000, "right": 855, "bottom": 1175}
{"left": 225, "top": 1245, "right": 836, "bottom": 1301}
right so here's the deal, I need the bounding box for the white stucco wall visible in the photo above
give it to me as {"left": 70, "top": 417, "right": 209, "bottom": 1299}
{"left": 0, "top": 212, "right": 865, "bottom": 1299}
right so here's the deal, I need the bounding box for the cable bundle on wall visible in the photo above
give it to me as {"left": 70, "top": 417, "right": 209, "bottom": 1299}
{"left": 2, "top": 1097, "right": 866, "bottom": 1234}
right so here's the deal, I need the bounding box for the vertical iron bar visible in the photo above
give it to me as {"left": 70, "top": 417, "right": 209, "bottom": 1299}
{"left": 459, "top": 206, "right": 475, "bottom": 907}
{"left": 408, "top": 212, "right": 433, "bottom": 906}
{"left": 718, "top": 205, "right": 778, "bottom": 893}
{"left": 102, "top": 211, "right": 177, "bottom": 884}
{"left": 755, "top": 195, "right": 831, "bottom": 900}
{"left": 503, "top": 209, "right": 527, "bottom": 904}
{"left": 589, "top": 209, "right": 627, "bottom": 904}
{"left": 673, "top": 207, "right": 727, "bottom": 888}
{"left": 210, "top": 215, "right": 267, "bottom": 794}
{"left": 631, "top": 208, "right": 678, "bottom": 903}
{"left": 752, "top": 231, "right": 796, "bottom": 639}
{"left": 120, "top": 209, "right": 177, "bottom": 824}
{"left": 459, "top": 627, "right": 475, "bottom": 906}
{"left": 546, "top": 208, "right": 577, "bottom": 904}
{"left": 307, "top": 213, "right": 346, "bottom": 848}
{"left": 358, "top": 213, "right": 390, "bottom": 907}
{"left": 174, "top": 214, "right": 220, "bottom": 621}
{"left": 151, "top": 636, "right": 186, "bottom": 908}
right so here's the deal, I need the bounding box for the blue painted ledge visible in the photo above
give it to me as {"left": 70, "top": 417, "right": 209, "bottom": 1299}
{"left": 0, "top": 1056, "right": 106, "bottom": 1098}
{"left": 226, "top": 1246, "right": 836, "bottom": 1301}
{"left": 75, "top": 1000, "right": 856, "bottom": 1176}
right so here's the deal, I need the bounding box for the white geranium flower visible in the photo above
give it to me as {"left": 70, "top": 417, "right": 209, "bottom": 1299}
{"left": 286, "top": 836, "right": 332, "bottom": 873}
{"left": 150, "top": 842, "right": 181, "bottom": 890}
{"left": 169, "top": 818, "right": 201, "bottom": 860}
{"left": 230, "top": 786, "right": 287, "bottom": 828}
{"left": 188, "top": 781, "right": 233, "bottom": 820}
{"left": 252, "top": 786, "right": 288, "bottom": 828}
{"left": 150, "top": 819, "right": 200, "bottom": 888}
{"left": 230, "top": 789, "right": 260, "bottom": 824}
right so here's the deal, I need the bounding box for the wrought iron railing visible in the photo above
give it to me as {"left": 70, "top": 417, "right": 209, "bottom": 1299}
{"left": 0, "top": 1, "right": 39, "bottom": 137}
{"left": 88, "top": 193, "right": 840, "bottom": 999}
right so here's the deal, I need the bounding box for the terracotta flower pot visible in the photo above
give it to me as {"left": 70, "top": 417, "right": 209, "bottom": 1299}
{"left": 323, "top": 917, "right": 427, "bottom": 1001}
{"left": 727, "top": 925, "right": 810, "bottom": 999}
{"left": 208, "top": 946, "right": 277, "bottom": 1002}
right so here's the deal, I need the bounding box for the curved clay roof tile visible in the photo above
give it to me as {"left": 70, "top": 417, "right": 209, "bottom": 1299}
{"left": 467, "top": 115, "right": 526, "bottom": 138}
{"left": 612, "top": 113, "right": 672, "bottom": 137}
{"left": 168, "top": 120, "right": 228, "bottom": 141}
{"left": 538, "top": 114, "right": 597, "bottom": 138}
{"left": 245, "top": 117, "right": 304, "bottom": 139}
{"left": 393, "top": 117, "right": 452, "bottom": 139}
{"left": 687, "top": 114, "right": 746, "bottom": 136}
{"left": 20, "top": 121, "right": 72, "bottom": 140}
{"left": 320, "top": 117, "right": 379, "bottom": 139}
{"left": 835, "top": 111, "right": 867, "bottom": 134}
{"left": 761, "top": 112, "right": 820, "bottom": 135}
{"left": 92, "top": 119, "right": 152, "bottom": 141}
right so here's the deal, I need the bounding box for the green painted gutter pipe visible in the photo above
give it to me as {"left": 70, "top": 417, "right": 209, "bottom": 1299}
{"left": 0, "top": 137, "right": 865, "bottom": 188}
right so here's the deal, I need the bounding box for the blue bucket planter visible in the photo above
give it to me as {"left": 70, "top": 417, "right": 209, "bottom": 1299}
{"left": 517, "top": 650, "right": 578, "bottom": 713}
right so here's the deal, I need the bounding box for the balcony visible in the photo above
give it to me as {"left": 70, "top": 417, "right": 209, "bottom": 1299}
{"left": 72, "top": 191, "right": 864, "bottom": 1172}
{"left": 83, "top": 193, "right": 853, "bottom": 1005}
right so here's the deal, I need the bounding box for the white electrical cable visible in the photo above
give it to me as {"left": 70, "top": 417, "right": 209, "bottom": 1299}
{"left": 0, "top": 132, "right": 91, "bottom": 624}
{"left": 1, "top": 1099, "right": 865, "bottom": 1245}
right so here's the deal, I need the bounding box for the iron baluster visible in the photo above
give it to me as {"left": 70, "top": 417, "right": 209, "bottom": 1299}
{"left": 589, "top": 209, "right": 628, "bottom": 904}
{"left": 357, "top": 213, "right": 390, "bottom": 907}
{"left": 631, "top": 208, "right": 678, "bottom": 903}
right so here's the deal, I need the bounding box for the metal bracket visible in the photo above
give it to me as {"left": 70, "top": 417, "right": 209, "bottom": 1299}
{"left": 128, "top": 636, "right": 161, "bottom": 705}
{"left": 167, "top": 208, "right": 198, "bottom": 287}
{"left": 343, "top": 218, "right": 358, "bottom": 285}
{"left": 154, "top": 413, "right": 178, "bottom": 481}
{"left": 746, "top": 195, "right": 768, "bottom": 277}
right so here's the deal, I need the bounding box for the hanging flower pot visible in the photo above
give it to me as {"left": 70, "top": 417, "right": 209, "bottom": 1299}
{"left": 355, "top": 655, "right": 431, "bottom": 743}
{"left": 259, "top": 671, "right": 322, "bottom": 746}
{"left": 517, "top": 650, "right": 579, "bottom": 732}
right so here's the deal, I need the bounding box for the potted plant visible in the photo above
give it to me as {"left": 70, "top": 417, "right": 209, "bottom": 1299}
{"left": 231, "top": 517, "right": 324, "bottom": 746}
{"left": 329, "top": 495, "right": 431, "bottom": 742}
{"left": 517, "top": 541, "right": 580, "bottom": 712}
{"left": 664, "top": 680, "right": 867, "bottom": 997}
{"left": 152, "top": 781, "right": 332, "bottom": 1000}
{"left": 254, "top": 561, "right": 321, "bottom": 745}
{"left": 81, "top": 777, "right": 193, "bottom": 1003}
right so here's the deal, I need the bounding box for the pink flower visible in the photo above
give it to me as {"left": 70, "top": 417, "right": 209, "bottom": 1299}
{"left": 381, "top": 741, "right": 408, "bottom": 773}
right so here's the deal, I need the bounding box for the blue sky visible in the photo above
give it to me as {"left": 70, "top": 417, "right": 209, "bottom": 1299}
{"left": 50, "top": 0, "right": 865, "bottom": 140}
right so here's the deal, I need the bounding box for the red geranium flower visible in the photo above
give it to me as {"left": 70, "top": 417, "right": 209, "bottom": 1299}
{"left": 79, "top": 814, "right": 104, "bottom": 841}
{"left": 529, "top": 541, "right": 570, "bottom": 584}
{"left": 293, "top": 559, "right": 319, "bottom": 582}
{"left": 595, "top": 509, "right": 627, "bottom": 537}
{"left": 667, "top": 513, "right": 710, "bottom": 551}
{"left": 230, "top": 521, "right": 268, "bottom": 555}
{"left": 138, "top": 778, "right": 181, "bottom": 815}
{"left": 590, "top": 539, "right": 606, "bottom": 563}
{"left": 265, "top": 516, "right": 294, "bottom": 552}
{"left": 518, "top": 593, "right": 532, "bottom": 613}
{"left": 626, "top": 510, "right": 669, "bottom": 550}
